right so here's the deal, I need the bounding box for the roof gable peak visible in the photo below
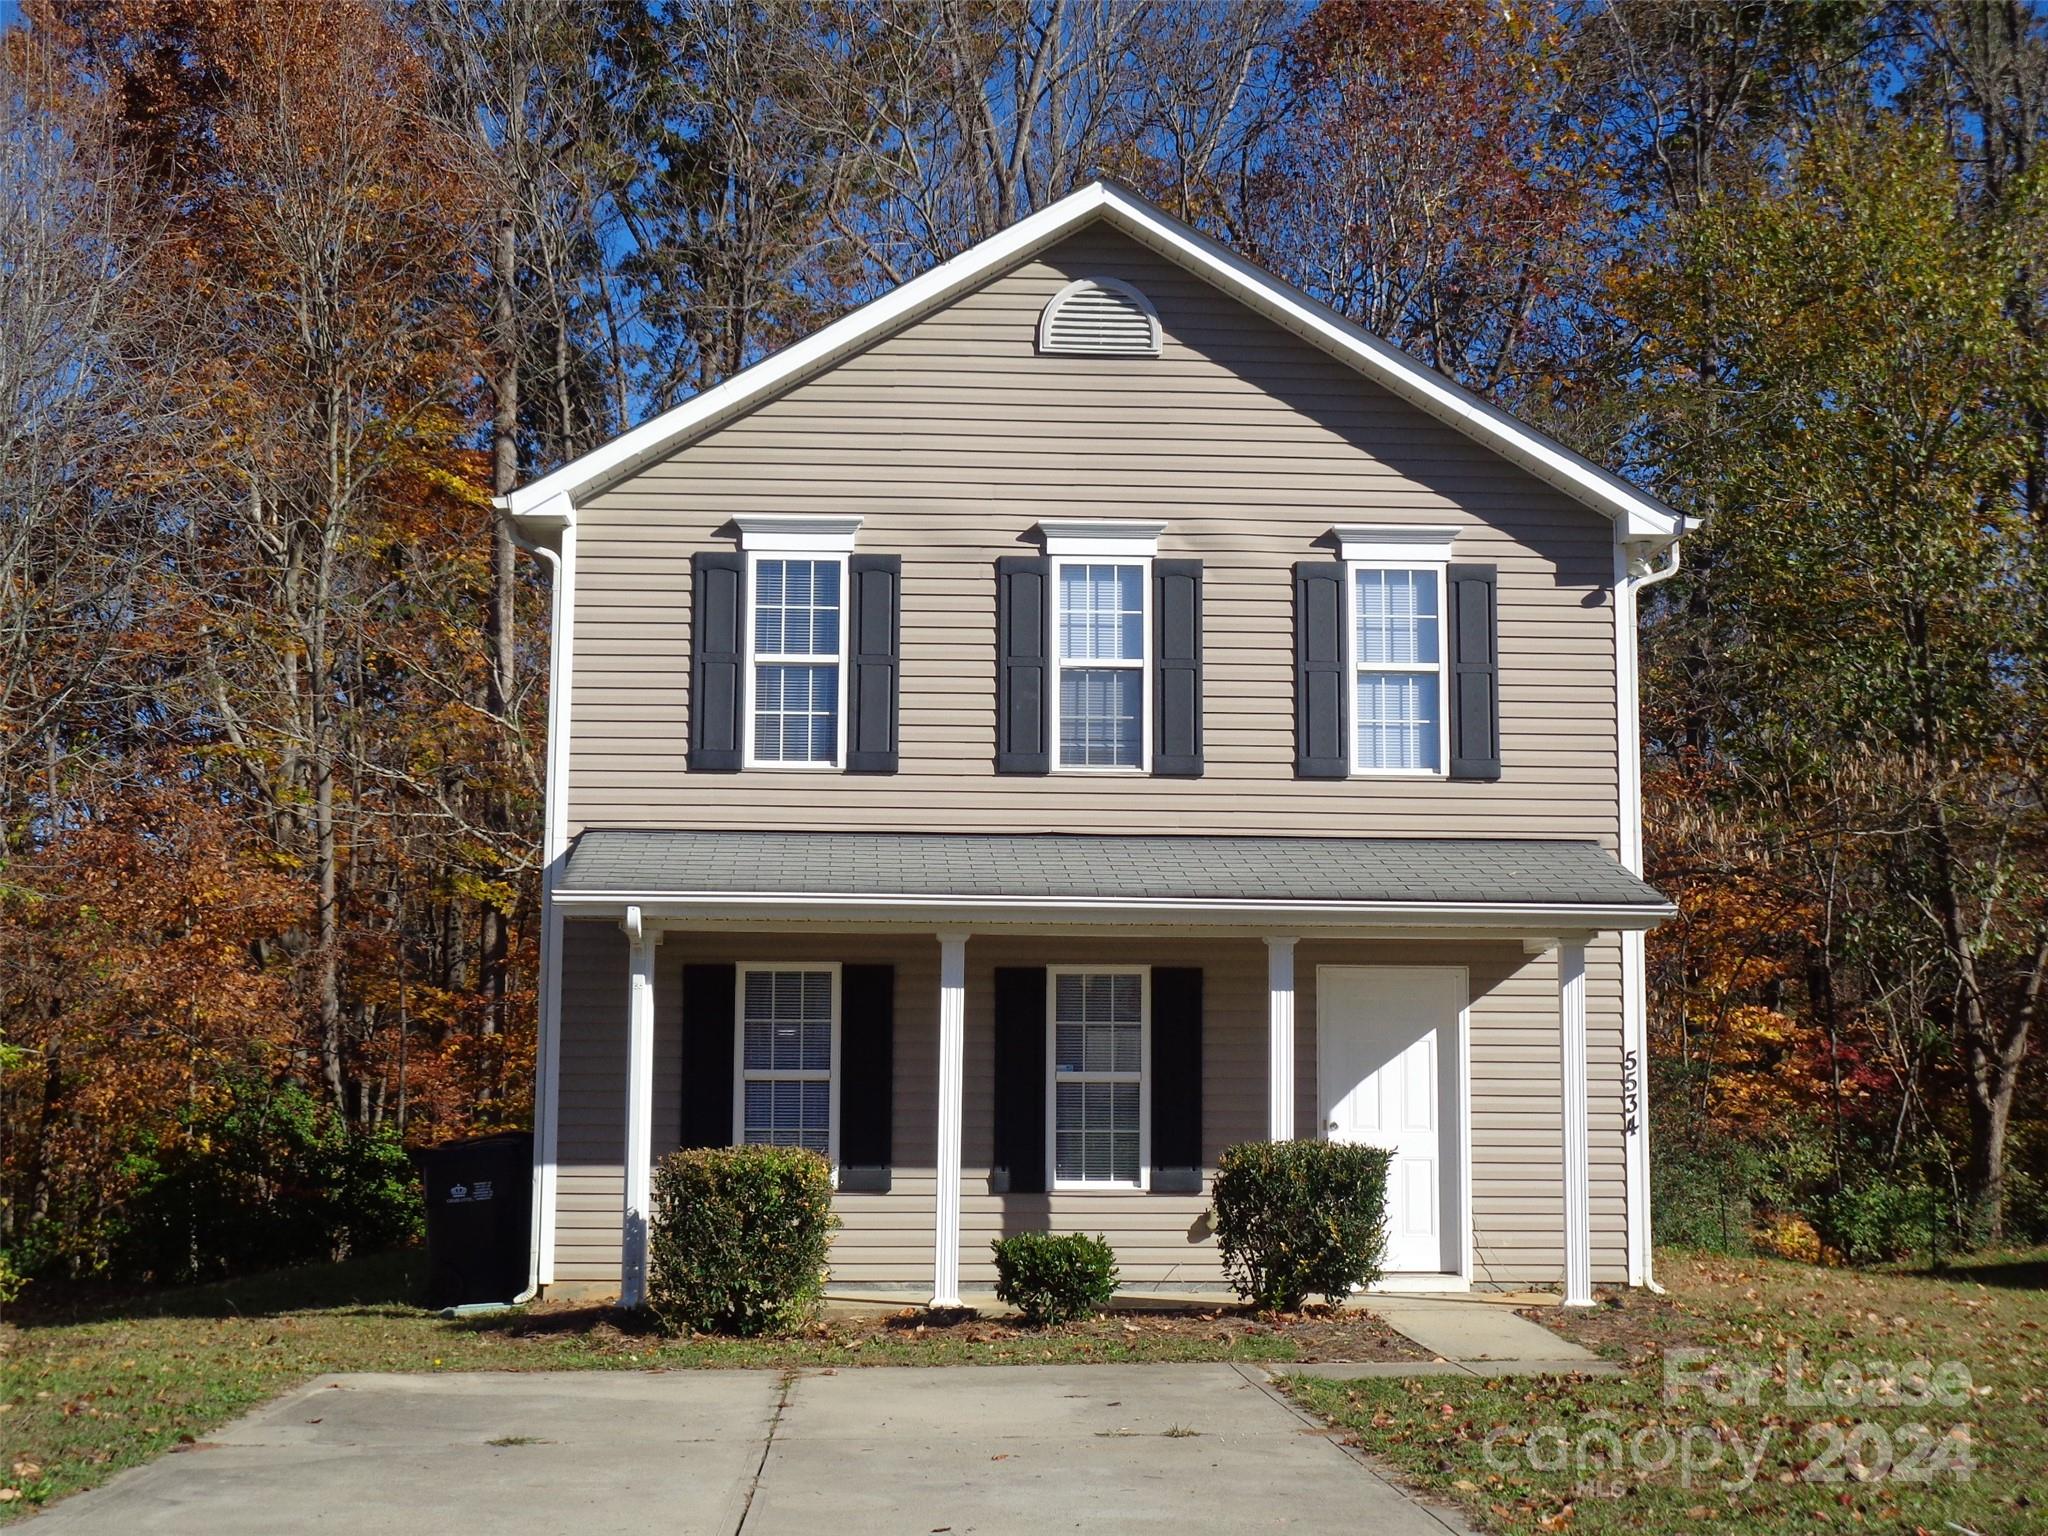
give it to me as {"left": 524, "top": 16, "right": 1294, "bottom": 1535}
{"left": 501, "top": 179, "right": 1684, "bottom": 543}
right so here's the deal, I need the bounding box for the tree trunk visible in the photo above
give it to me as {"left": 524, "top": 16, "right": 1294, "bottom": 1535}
{"left": 481, "top": 182, "right": 520, "bottom": 1040}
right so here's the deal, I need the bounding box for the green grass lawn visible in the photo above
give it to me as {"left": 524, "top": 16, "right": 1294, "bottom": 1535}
{"left": 1285, "top": 1249, "right": 2048, "bottom": 1536}
{"left": 0, "top": 1250, "right": 1409, "bottom": 1520}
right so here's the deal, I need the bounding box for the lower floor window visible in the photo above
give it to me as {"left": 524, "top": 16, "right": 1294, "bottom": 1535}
{"left": 1050, "top": 968, "right": 1147, "bottom": 1187}
{"left": 738, "top": 966, "right": 836, "bottom": 1156}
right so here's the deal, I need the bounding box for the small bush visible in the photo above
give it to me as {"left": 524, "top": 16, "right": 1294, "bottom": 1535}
{"left": 991, "top": 1232, "right": 1119, "bottom": 1324}
{"left": 649, "top": 1145, "right": 837, "bottom": 1336}
{"left": 1818, "top": 1176, "right": 1946, "bottom": 1265}
{"left": 1753, "top": 1210, "right": 1827, "bottom": 1264}
{"left": 1211, "top": 1140, "right": 1392, "bottom": 1311}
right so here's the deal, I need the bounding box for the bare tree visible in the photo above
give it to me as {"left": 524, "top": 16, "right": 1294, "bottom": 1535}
{"left": 0, "top": 33, "right": 179, "bottom": 849}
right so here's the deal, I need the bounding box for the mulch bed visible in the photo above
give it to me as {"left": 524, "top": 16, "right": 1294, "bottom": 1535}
{"left": 495, "top": 1296, "right": 1430, "bottom": 1362}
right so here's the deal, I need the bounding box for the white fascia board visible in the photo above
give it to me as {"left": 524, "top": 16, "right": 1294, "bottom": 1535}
{"left": 1333, "top": 523, "right": 1462, "bottom": 563}
{"left": 1038, "top": 518, "right": 1166, "bottom": 558}
{"left": 547, "top": 888, "right": 1676, "bottom": 932}
{"left": 497, "top": 180, "right": 1685, "bottom": 542}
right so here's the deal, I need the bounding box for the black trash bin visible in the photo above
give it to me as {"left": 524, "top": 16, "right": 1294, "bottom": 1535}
{"left": 420, "top": 1132, "right": 533, "bottom": 1309}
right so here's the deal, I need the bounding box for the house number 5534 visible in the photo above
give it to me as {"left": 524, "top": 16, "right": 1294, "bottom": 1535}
{"left": 1622, "top": 1050, "right": 1641, "bottom": 1138}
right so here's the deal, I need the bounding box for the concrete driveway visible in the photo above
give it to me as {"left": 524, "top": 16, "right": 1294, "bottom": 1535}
{"left": 31, "top": 1364, "right": 1474, "bottom": 1535}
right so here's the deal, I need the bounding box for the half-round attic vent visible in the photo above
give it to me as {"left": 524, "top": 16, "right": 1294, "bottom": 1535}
{"left": 1037, "top": 277, "right": 1161, "bottom": 357}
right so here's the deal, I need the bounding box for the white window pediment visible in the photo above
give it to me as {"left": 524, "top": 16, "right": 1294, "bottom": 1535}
{"left": 735, "top": 514, "right": 863, "bottom": 553}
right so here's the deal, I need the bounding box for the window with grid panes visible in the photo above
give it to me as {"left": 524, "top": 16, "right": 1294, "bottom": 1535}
{"left": 738, "top": 967, "right": 835, "bottom": 1156}
{"left": 1350, "top": 566, "right": 1445, "bottom": 773}
{"left": 1054, "top": 561, "right": 1146, "bottom": 769}
{"left": 749, "top": 557, "right": 843, "bottom": 766}
{"left": 1050, "top": 969, "right": 1145, "bottom": 1186}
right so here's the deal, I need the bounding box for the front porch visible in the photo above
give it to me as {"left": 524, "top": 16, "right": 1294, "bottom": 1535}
{"left": 532, "top": 831, "right": 1671, "bottom": 1311}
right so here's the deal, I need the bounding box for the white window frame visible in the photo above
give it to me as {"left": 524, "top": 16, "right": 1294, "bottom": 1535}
{"left": 1044, "top": 964, "right": 1151, "bottom": 1193}
{"left": 1336, "top": 525, "right": 1459, "bottom": 781}
{"left": 742, "top": 551, "right": 849, "bottom": 771}
{"left": 1049, "top": 555, "right": 1151, "bottom": 774}
{"left": 732, "top": 961, "right": 843, "bottom": 1176}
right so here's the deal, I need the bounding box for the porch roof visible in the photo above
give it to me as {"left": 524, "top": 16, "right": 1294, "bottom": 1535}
{"left": 558, "top": 830, "right": 1670, "bottom": 923}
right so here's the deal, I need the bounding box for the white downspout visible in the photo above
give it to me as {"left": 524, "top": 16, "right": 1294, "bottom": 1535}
{"left": 1616, "top": 534, "right": 1682, "bottom": 1296}
{"left": 508, "top": 497, "right": 576, "bottom": 1305}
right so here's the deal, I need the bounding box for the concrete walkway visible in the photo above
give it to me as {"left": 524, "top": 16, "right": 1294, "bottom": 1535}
{"left": 1343, "top": 1294, "right": 1616, "bottom": 1377}
{"left": 33, "top": 1365, "right": 1479, "bottom": 1535}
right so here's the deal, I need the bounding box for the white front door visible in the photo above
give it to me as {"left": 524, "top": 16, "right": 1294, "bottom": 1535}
{"left": 1317, "top": 966, "right": 1463, "bottom": 1276}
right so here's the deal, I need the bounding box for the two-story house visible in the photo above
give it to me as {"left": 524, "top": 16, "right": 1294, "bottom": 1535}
{"left": 497, "top": 182, "right": 1688, "bottom": 1310}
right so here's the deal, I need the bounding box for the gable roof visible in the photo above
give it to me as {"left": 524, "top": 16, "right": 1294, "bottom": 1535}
{"left": 499, "top": 181, "right": 1688, "bottom": 543}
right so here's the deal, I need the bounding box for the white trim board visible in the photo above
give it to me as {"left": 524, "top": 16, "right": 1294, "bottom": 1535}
{"left": 497, "top": 181, "right": 1686, "bottom": 542}
{"left": 546, "top": 888, "right": 1676, "bottom": 932}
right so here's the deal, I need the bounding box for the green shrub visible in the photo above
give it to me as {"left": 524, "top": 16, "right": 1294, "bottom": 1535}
{"left": 991, "top": 1232, "right": 1119, "bottom": 1324}
{"left": 114, "top": 1080, "right": 422, "bottom": 1286}
{"left": 1650, "top": 1123, "right": 1763, "bottom": 1255}
{"left": 1819, "top": 1176, "right": 1946, "bottom": 1265}
{"left": 649, "top": 1145, "right": 838, "bottom": 1335}
{"left": 1210, "top": 1140, "right": 1392, "bottom": 1311}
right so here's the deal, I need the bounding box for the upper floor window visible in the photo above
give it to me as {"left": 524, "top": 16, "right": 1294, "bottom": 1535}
{"left": 749, "top": 556, "right": 844, "bottom": 767}
{"left": 1337, "top": 525, "right": 1458, "bottom": 778}
{"left": 1041, "top": 519, "right": 1165, "bottom": 773}
{"left": 736, "top": 515, "right": 863, "bottom": 770}
{"left": 1054, "top": 561, "right": 1147, "bottom": 770}
{"left": 1352, "top": 567, "right": 1443, "bottom": 773}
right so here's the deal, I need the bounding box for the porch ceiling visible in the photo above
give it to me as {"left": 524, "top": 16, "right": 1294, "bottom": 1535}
{"left": 554, "top": 830, "right": 1673, "bottom": 933}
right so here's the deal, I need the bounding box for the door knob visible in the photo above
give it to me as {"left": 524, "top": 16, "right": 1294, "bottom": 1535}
{"left": 1327, "top": 1120, "right": 1339, "bottom": 1131}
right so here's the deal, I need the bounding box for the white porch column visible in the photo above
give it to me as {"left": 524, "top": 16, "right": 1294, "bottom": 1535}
{"left": 620, "top": 908, "right": 659, "bottom": 1309}
{"left": 1265, "top": 937, "right": 1298, "bottom": 1141}
{"left": 932, "top": 931, "right": 969, "bottom": 1309}
{"left": 1559, "top": 940, "right": 1593, "bottom": 1307}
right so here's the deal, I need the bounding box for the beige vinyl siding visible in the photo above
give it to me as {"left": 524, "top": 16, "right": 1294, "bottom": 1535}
{"left": 565, "top": 226, "right": 1619, "bottom": 844}
{"left": 549, "top": 922, "right": 1627, "bottom": 1293}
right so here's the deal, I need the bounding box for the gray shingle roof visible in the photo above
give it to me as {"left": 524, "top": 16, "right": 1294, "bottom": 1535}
{"left": 559, "top": 830, "right": 1669, "bottom": 909}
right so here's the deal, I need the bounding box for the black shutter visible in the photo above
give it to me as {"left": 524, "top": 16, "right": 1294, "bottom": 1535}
{"left": 845, "top": 555, "right": 901, "bottom": 773}
{"left": 1447, "top": 562, "right": 1501, "bottom": 780}
{"left": 1152, "top": 560, "right": 1203, "bottom": 777}
{"left": 678, "top": 963, "right": 736, "bottom": 1148}
{"left": 838, "top": 964, "right": 894, "bottom": 1178}
{"left": 689, "top": 551, "right": 745, "bottom": 772}
{"left": 1150, "top": 967, "right": 1203, "bottom": 1189}
{"left": 1294, "top": 561, "right": 1347, "bottom": 778}
{"left": 992, "top": 966, "right": 1047, "bottom": 1193}
{"left": 995, "top": 556, "right": 1051, "bottom": 774}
